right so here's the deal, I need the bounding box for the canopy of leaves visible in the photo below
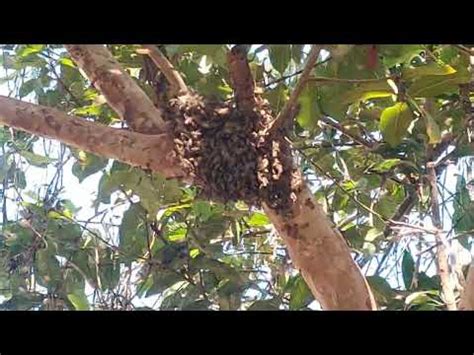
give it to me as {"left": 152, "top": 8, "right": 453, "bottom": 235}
{"left": 0, "top": 44, "right": 472, "bottom": 310}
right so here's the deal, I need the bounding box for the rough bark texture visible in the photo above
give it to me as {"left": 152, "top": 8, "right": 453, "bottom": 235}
{"left": 0, "top": 96, "right": 182, "bottom": 178}
{"left": 264, "top": 171, "right": 377, "bottom": 310}
{"left": 139, "top": 45, "right": 188, "bottom": 97}
{"left": 459, "top": 265, "right": 474, "bottom": 310}
{"left": 427, "top": 162, "right": 457, "bottom": 310}
{"left": 227, "top": 45, "right": 257, "bottom": 115}
{"left": 65, "top": 45, "right": 165, "bottom": 134}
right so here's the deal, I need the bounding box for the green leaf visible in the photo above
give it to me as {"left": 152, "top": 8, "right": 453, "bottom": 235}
{"left": 379, "top": 102, "right": 414, "bottom": 147}
{"left": 35, "top": 247, "right": 62, "bottom": 290}
{"left": 119, "top": 203, "right": 148, "bottom": 263}
{"left": 289, "top": 275, "right": 313, "bottom": 310}
{"left": 17, "top": 45, "right": 45, "bottom": 58}
{"left": 408, "top": 72, "right": 469, "bottom": 98}
{"left": 366, "top": 276, "right": 396, "bottom": 305}
{"left": 19, "top": 79, "right": 40, "bottom": 98}
{"left": 268, "top": 45, "right": 291, "bottom": 74}
{"left": 402, "top": 62, "right": 456, "bottom": 81}
{"left": 18, "top": 150, "right": 56, "bottom": 167}
{"left": 248, "top": 298, "right": 281, "bottom": 310}
{"left": 59, "top": 57, "right": 76, "bottom": 68}
{"left": 98, "top": 250, "right": 120, "bottom": 291}
{"left": 296, "top": 82, "right": 321, "bottom": 130}
{"left": 379, "top": 45, "right": 424, "bottom": 67}
{"left": 71, "top": 151, "right": 108, "bottom": 183}
{"left": 145, "top": 271, "right": 183, "bottom": 297}
{"left": 67, "top": 290, "right": 90, "bottom": 310}
{"left": 425, "top": 113, "right": 442, "bottom": 145}
{"left": 402, "top": 250, "right": 415, "bottom": 290}
{"left": 372, "top": 159, "right": 401, "bottom": 173}
{"left": 453, "top": 175, "right": 474, "bottom": 250}
{"left": 405, "top": 291, "right": 438, "bottom": 306}
{"left": 246, "top": 212, "right": 270, "bottom": 227}
{"left": 264, "top": 83, "right": 288, "bottom": 113}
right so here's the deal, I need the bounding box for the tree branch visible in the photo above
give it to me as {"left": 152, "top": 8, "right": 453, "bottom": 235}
{"left": 426, "top": 161, "right": 457, "bottom": 310}
{"left": 137, "top": 45, "right": 188, "bottom": 97}
{"left": 0, "top": 95, "right": 183, "bottom": 178}
{"left": 227, "top": 45, "right": 257, "bottom": 115}
{"left": 65, "top": 45, "right": 166, "bottom": 134}
{"left": 269, "top": 45, "right": 321, "bottom": 133}
{"left": 263, "top": 170, "right": 377, "bottom": 310}
{"left": 319, "top": 116, "right": 375, "bottom": 149}
{"left": 308, "top": 76, "right": 390, "bottom": 84}
{"left": 460, "top": 264, "right": 474, "bottom": 309}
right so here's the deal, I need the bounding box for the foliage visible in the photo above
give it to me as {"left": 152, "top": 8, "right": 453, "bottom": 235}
{"left": 0, "top": 44, "right": 472, "bottom": 310}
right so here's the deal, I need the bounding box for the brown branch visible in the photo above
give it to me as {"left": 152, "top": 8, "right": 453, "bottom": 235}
{"left": 137, "top": 45, "right": 188, "bottom": 97}
{"left": 262, "top": 55, "right": 333, "bottom": 88}
{"left": 65, "top": 45, "right": 165, "bottom": 134}
{"left": 460, "top": 265, "right": 474, "bottom": 309}
{"left": 319, "top": 116, "right": 375, "bottom": 149}
{"left": 227, "top": 45, "right": 257, "bottom": 115}
{"left": 263, "top": 170, "right": 377, "bottom": 310}
{"left": 426, "top": 161, "right": 457, "bottom": 310}
{"left": 0, "top": 95, "right": 183, "bottom": 179}
{"left": 308, "top": 76, "right": 390, "bottom": 84}
{"left": 269, "top": 45, "right": 322, "bottom": 133}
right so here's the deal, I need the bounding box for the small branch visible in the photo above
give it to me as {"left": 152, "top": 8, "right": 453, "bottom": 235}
{"left": 137, "top": 45, "right": 188, "bottom": 97}
{"left": 262, "top": 55, "right": 333, "bottom": 88}
{"left": 308, "top": 76, "right": 390, "bottom": 84}
{"left": 460, "top": 265, "right": 474, "bottom": 310}
{"left": 454, "top": 44, "right": 474, "bottom": 56}
{"left": 227, "top": 45, "right": 257, "bottom": 115}
{"left": 383, "top": 192, "right": 418, "bottom": 237}
{"left": 320, "top": 116, "right": 375, "bottom": 149}
{"left": 426, "top": 161, "right": 457, "bottom": 310}
{"left": 269, "top": 45, "right": 321, "bottom": 133}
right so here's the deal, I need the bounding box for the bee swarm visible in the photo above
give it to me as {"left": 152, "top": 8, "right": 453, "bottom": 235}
{"left": 164, "top": 92, "right": 294, "bottom": 214}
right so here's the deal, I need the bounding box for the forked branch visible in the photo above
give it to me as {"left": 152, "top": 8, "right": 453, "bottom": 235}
{"left": 269, "top": 45, "right": 321, "bottom": 133}
{"left": 138, "top": 45, "right": 188, "bottom": 97}
{"left": 65, "top": 45, "right": 166, "bottom": 134}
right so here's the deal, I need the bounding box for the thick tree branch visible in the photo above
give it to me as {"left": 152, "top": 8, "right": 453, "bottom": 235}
{"left": 65, "top": 45, "right": 166, "bottom": 134}
{"left": 263, "top": 171, "right": 377, "bottom": 310}
{"left": 269, "top": 45, "right": 321, "bottom": 133}
{"left": 0, "top": 95, "right": 183, "bottom": 178}
{"left": 138, "top": 45, "right": 188, "bottom": 97}
{"left": 227, "top": 45, "right": 257, "bottom": 115}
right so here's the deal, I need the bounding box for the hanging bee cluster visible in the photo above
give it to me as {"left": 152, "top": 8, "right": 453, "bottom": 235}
{"left": 163, "top": 92, "right": 294, "bottom": 214}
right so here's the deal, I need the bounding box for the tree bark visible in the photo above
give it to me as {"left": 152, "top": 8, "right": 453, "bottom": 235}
{"left": 264, "top": 171, "right": 377, "bottom": 310}
{"left": 0, "top": 96, "right": 182, "bottom": 178}
{"left": 65, "top": 45, "right": 166, "bottom": 134}
{"left": 459, "top": 264, "right": 474, "bottom": 310}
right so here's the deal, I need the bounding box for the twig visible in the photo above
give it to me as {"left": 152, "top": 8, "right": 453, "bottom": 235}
{"left": 308, "top": 76, "right": 390, "bottom": 84}
{"left": 262, "top": 55, "right": 333, "bottom": 88}
{"left": 454, "top": 44, "right": 474, "bottom": 56}
{"left": 319, "top": 116, "right": 375, "bottom": 149}
{"left": 426, "top": 161, "right": 457, "bottom": 310}
{"left": 269, "top": 45, "right": 321, "bottom": 133}
{"left": 138, "top": 45, "right": 188, "bottom": 97}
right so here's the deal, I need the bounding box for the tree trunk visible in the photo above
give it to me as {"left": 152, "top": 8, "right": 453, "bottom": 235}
{"left": 264, "top": 171, "right": 376, "bottom": 310}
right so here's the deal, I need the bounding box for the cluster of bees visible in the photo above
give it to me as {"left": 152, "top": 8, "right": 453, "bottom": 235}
{"left": 164, "top": 92, "right": 294, "bottom": 214}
